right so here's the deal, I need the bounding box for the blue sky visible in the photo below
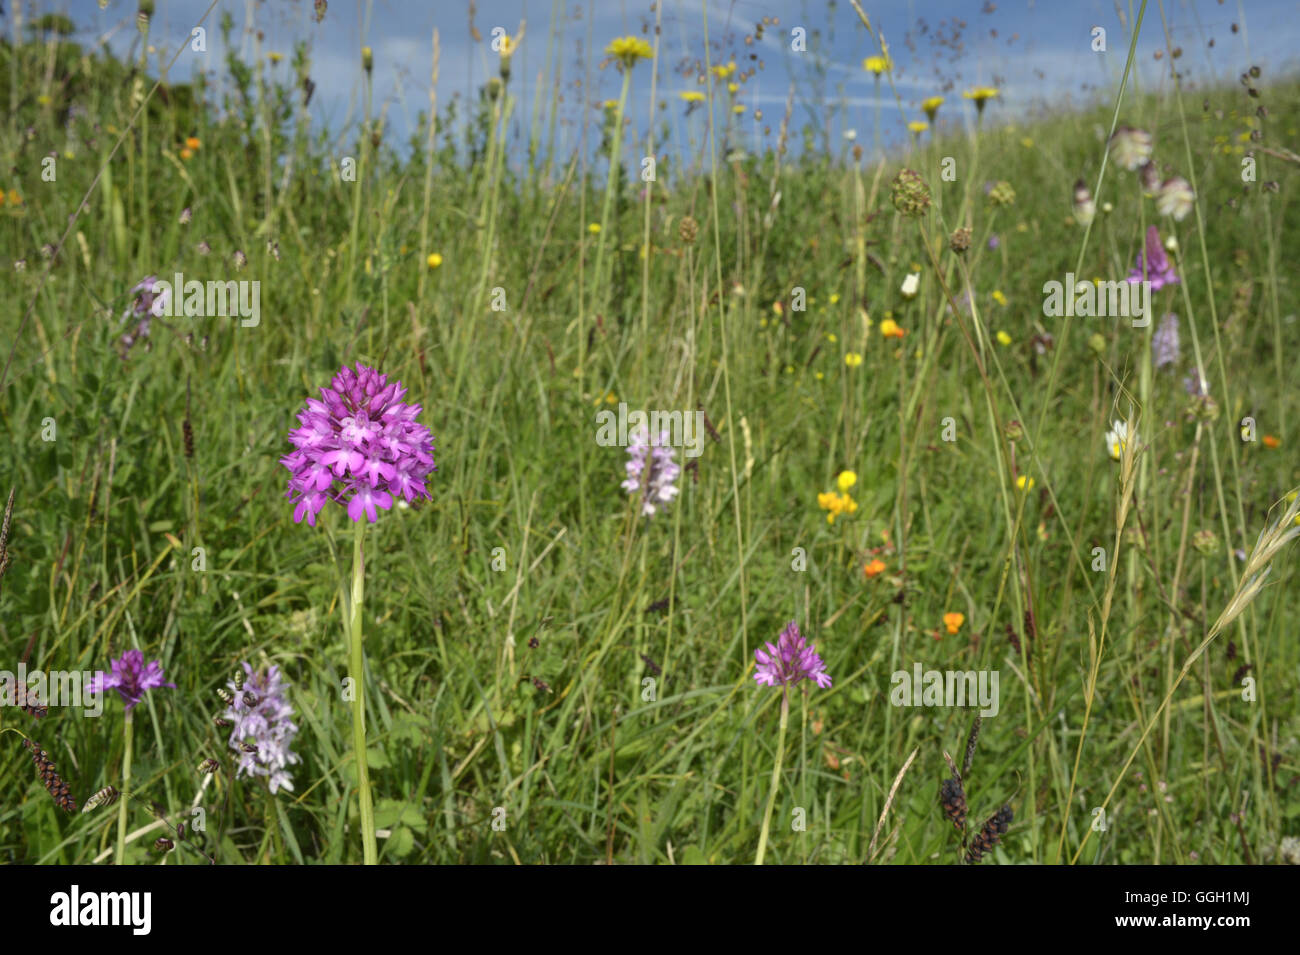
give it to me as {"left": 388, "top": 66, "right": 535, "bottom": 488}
{"left": 43, "top": 0, "right": 1300, "bottom": 167}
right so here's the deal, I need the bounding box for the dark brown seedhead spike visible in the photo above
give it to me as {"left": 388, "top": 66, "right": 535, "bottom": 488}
{"left": 939, "top": 776, "right": 967, "bottom": 832}
{"left": 22, "top": 737, "right": 77, "bottom": 812}
{"left": 966, "top": 805, "right": 1013, "bottom": 864}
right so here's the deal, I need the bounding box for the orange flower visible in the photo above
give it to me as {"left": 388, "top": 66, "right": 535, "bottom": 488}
{"left": 863, "top": 558, "right": 886, "bottom": 578}
{"left": 1262, "top": 434, "right": 1280, "bottom": 449}
{"left": 179, "top": 148, "right": 193, "bottom": 160}
{"left": 943, "top": 612, "right": 964, "bottom": 635}
{"left": 185, "top": 136, "right": 201, "bottom": 151}
{"left": 879, "top": 318, "right": 905, "bottom": 338}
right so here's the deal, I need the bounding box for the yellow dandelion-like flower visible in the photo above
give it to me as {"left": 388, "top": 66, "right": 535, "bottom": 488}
{"left": 1016, "top": 475, "right": 1034, "bottom": 492}
{"left": 426, "top": 253, "right": 443, "bottom": 269}
{"left": 829, "top": 293, "right": 840, "bottom": 305}
{"left": 844, "top": 352, "right": 863, "bottom": 367}
{"left": 710, "top": 61, "right": 737, "bottom": 79}
{"left": 679, "top": 90, "right": 705, "bottom": 103}
{"left": 992, "top": 290, "right": 1007, "bottom": 306}
{"left": 269, "top": 51, "right": 284, "bottom": 64}
{"left": 963, "top": 86, "right": 999, "bottom": 113}
{"left": 863, "top": 55, "right": 891, "bottom": 75}
{"left": 837, "top": 471, "right": 857, "bottom": 493}
{"left": 587, "top": 222, "right": 601, "bottom": 234}
{"left": 733, "top": 104, "right": 745, "bottom": 114}
{"left": 922, "top": 96, "right": 944, "bottom": 121}
{"left": 908, "top": 120, "right": 928, "bottom": 134}
{"left": 727, "top": 82, "right": 738, "bottom": 94}
{"left": 605, "top": 35, "right": 652, "bottom": 67}
{"left": 879, "top": 318, "right": 905, "bottom": 339}
{"left": 996, "top": 331, "right": 1012, "bottom": 346}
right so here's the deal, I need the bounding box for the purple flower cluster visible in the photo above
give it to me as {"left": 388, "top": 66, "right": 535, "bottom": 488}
{"left": 282, "top": 363, "right": 436, "bottom": 526}
{"left": 621, "top": 428, "right": 680, "bottom": 518}
{"left": 226, "top": 662, "right": 301, "bottom": 795}
{"left": 1153, "top": 313, "right": 1180, "bottom": 369}
{"left": 122, "top": 275, "right": 170, "bottom": 323}
{"left": 1127, "top": 226, "right": 1179, "bottom": 290}
{"left": 753, "top": 621, "right": 832, "bottom": 690}
{"left": 87, "top": 649, "right": 175, "bottom": 712}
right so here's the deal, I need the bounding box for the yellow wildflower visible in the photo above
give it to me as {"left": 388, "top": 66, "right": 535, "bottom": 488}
{"left": 605, "top": 35, "right": 652, "bottom": 67}
{"left": 426, "top": 253, "right": 443, "bottom": 269}
{"left": 817, "top": 490, "right": 858, "bottom": 525}
{"left": 963, "top": 86, "right": 999, "bottom": 113}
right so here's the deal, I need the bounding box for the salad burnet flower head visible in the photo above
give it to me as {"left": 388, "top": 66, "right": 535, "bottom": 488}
{"left": 281, "top": 363, "right": 436, "bottom": 526}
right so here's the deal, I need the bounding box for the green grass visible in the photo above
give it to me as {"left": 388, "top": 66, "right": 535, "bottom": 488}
{"left": 1, "top": 9, "right": 1298, "bottom": 865}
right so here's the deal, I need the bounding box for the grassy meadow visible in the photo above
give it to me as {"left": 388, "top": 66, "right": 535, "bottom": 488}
{"left": 1, "top": 3, "right": 1299, "bottom": 865}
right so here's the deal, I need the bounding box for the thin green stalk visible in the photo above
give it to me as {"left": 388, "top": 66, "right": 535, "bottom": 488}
{"left": 347, "top": 518, "right": 377, "bottom": 865}
{"left": 116, "top": 713, "right": 133, "bottom": 865}
{"left": 755, "top": 690, "right": 789, "bottom": 865}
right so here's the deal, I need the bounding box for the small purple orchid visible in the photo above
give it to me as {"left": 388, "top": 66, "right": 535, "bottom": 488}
{"left": 281, "top": 363, "right": 436, "bottom": 526}
{"left": 86, "top": 649, "right": 175, "bottom": 712}
{"left": 1127, "top": 226, "right": 1179, "bottom": 290}
{"left": 226, "top": 662, "right": 301, "bottom": 795}
{"left": 122, "top": 275, "right": 170, "bottom": 323}
{"left": 621, "top": 428, "right": 680, "bottom": 518}
{"left": 754, "top": 621, "right": 832, "bottom": 690}
{"left": 1153, "top": 313, "right": 1180, "bottom": 369}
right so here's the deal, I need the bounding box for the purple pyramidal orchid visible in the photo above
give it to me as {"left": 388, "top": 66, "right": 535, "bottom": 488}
{"left": 86, "top": 649, "right": 175, "bottom": 712}
{"left": 281, "top": 363, "right": 436, "bottom": 526}
{"left": 1127, "top": 226, "right": 1179, "bottom": 290}
{"left": 754, "top": 621, "right": 832, "bottom": 690}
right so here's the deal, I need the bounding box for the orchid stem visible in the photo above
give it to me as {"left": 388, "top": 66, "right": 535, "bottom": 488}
{"left": 348, "top": 518, "right": 378, "bottom": 864}
{"left": 755, "top": 689, "right": 789, "bottom": 865}
{"left": 116, "top": 713, "right": 132, "bottom": 865}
